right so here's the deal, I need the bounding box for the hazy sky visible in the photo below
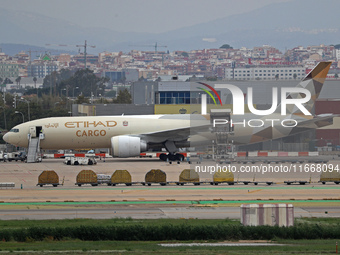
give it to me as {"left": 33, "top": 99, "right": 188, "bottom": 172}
{"left": 1, "top": 0, "right": 291, "bottom": 33}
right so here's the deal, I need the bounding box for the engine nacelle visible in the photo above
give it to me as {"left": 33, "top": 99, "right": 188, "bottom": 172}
{"left": 111, "top": 135, "right": 147, "bottom": 158}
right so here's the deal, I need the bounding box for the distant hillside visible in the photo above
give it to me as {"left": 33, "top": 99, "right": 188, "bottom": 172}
{"left": 0, "top": 0, "right": 339, "bottom": 53}
{"left": 0, "top": 7, "right": 152, "bottom": 53}
{"left": 1, "top": 43, "right": 55, "bottom": 56}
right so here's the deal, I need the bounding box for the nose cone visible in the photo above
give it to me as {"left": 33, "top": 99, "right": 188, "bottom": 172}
{"left": 3, "top": 132, "right": 9, "bottom": 143}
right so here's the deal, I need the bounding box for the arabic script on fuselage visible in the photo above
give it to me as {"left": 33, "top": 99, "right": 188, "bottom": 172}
{"left": 44, "top": 123, "right": 59, "bottom": 128}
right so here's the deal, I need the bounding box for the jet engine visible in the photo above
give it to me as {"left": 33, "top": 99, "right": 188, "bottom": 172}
{"left": 111, "top": 135, "right": 147, "bottom": 157}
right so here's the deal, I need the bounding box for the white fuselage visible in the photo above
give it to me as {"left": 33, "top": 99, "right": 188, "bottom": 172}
{"left": 3, "top": 113, "right": 311, "bottom": 150}
{"left": 4, "top": 115, "right": 195, "bottom": 149}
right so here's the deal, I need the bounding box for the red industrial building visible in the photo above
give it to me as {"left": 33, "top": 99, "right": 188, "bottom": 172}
{"left": 315, "top": 99, "right": 340, "bottom": 147}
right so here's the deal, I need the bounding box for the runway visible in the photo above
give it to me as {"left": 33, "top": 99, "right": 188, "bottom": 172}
{"left": 0, "top": 203, "right": 339, "bottom": 220}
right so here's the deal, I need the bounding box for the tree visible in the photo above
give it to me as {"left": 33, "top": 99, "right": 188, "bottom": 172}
{"left": 119, "top": 76, "right": 126, "bottom": 84}
{"left": 113, "top": 89, "right": 131, "bottom": 104}
{"left": 33, "top": 77, "right": 37, "bottom": 88}
{"left": 42, "top": 69, "right": 74, "bottom": 97}
{"left": 206, "top": 76, "right": 217, "bottom": 81}
{"left": 63, "top": 69, "right": 109, "bottom": 97}
{"left": 293, "top": 73, "right": 297, "bottom": 80}
{"left": 43, "top": 69, "right": 73, "bottom": 89}
{"left": 15, "top": 76, "right": 21, "bottom": 88}
{"left": 334, "top": 44, "right": 340, "bottom": 50}
{"left": 0, "top": 78, "right": 3, "bottom": 93}
{"left": 4, "top": 78, "right": 13, "bottom": 84}
{"left": 75, "top": 94, "right": 90, "bottom": 104}
{"left": 220, "top": 44, "right": 233, "bottom": 49}
{"left": 181, "top": 52, "right": 189, "bottom": 57}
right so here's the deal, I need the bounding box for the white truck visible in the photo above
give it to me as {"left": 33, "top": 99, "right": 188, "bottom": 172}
{"left": 3, "top": 152, "right": 17, "bottom": 162}
{"left": 64, "top": 156, "right": 97, "bottom": 165}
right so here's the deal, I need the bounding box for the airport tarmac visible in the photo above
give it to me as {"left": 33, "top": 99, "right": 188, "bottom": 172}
{"left": 0, "top": 157, "right": 340, "bottom": 220}
{"left": 0, "top": 157, "right": 340, "bottom": 202}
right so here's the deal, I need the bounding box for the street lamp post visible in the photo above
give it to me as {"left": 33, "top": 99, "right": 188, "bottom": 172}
{"left": 73, "top": 87, "right": 79, "bottom": 98}
{"left": 60, "top": 88, "right": 66, "bottom": 97}
{"left": 15, "top": 111, "right": 24, "bottom": 123}
{"left": 69, "top": 98, "right": 75, "bottom": 116}
{"left": 26, "top": 100, "right": 30, "bottom": 121}
{"left": 0, "top": 106, "right": 6, "bottom": 130}
{"left": 19, "top": 98, "right": 30, "bottom": 121}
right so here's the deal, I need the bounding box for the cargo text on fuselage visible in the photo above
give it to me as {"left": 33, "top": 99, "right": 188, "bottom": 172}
{"left": 64, "top": 120, "right": 117, "bottom": 137}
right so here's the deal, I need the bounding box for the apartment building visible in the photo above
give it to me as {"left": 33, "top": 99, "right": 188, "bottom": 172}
{"left": 225, "top": 66, "right": 306, "bottom": 80}
{"left": 27, "top": 63, "right": 58, "bottom": 78}
{"left": 0, "top": 63, "right": 19, "bottom": 79}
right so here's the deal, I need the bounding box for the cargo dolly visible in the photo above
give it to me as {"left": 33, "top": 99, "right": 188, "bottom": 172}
{"left": 241, "top": 181, "right": 274, "bottom": 186}
{"left": 318, "top": 181, "right": 340, "bottom": 185}
{"left": 284, "top": 180, "right": 308, "bottom": 185}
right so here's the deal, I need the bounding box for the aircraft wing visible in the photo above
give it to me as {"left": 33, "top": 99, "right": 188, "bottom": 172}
{"left": 140, "top": 124, "right": 211, "bottom": 143}
{"left": 296, "top": 115, "right": 336, "bottom": 129}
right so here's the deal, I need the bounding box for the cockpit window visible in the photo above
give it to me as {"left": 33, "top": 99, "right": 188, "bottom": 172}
{"left": 9, "top": 129, "right": 19, "bottom": 133}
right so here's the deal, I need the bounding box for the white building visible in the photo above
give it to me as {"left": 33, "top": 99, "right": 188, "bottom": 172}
{"left": 336, "top": 49, "right": 340, "bottom": 61}
{"left": 225, "top": 66, "right": 306, "bottom": 81}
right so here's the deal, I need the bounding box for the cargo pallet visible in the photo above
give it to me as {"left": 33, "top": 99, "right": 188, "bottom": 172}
{"left": 37, "top": 170, "right": 61, "bottom": 188}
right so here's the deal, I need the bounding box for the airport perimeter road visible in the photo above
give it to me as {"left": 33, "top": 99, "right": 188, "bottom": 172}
{"left": 0, "top": 204, "right": 340, "bottom": 220}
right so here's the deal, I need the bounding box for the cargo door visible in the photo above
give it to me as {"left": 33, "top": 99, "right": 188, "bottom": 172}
{"left": 29, "top": 126, "right": 43, "bottom": 138}
{"left": 29, "top": 127, "right": 36, "bottom": 138}
{"left": 36, "top": 126, "right": 42, "bottom": 137}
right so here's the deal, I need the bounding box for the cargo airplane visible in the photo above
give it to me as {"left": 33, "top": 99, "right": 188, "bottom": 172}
{"left": 3, "top": 62, "right": 334, "bottom": 161}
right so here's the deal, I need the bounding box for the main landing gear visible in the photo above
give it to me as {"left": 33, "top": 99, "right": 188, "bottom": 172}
{"left": 159, "top": 153, "right": 185, "bottom": 162}
{"left": 159, "top": 141, "right": 185, "bottom": 162}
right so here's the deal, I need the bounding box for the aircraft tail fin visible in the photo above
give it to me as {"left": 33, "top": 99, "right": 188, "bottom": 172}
{"left": 286, "top": 61, "right": 332, "bottom": 116}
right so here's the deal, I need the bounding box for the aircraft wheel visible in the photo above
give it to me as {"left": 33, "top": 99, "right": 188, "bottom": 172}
{"left": 168, "top": 154, "right": 177, "bottom": 161}
{"left": 159, "top": 153, "right": 168, "bottom": 161}
{"left": 175, "top": 154, "right": 184, "bottom": 161}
